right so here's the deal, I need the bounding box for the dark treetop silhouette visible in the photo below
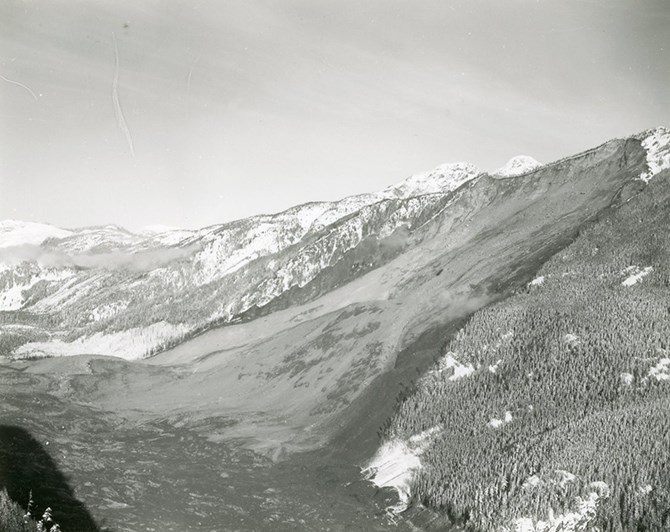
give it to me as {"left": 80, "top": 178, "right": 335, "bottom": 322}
{"left": 0, "top": 425, "right": 101, "bottom": 531}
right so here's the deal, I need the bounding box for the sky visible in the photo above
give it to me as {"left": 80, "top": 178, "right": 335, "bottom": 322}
{"left": 1, "top": 0, "right": 668, "bottom": 231}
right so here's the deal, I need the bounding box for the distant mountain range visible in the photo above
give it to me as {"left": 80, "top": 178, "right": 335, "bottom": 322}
{"left": 1, "top": 127, "right": 668, "bottom": 361}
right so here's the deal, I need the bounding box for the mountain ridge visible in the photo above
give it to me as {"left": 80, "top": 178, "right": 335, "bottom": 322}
{"left": 0, "top": 127, "right": 667, "bottom": 362}
{"left": 4, "top": 126, "right": 667, "bottom": 246}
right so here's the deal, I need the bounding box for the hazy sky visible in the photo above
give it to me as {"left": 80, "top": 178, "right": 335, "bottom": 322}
{"left": 1, "top": 0, "right": 668, "bottom": 230}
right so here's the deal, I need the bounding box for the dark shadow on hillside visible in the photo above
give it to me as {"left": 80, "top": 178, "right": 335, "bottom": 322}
{"left": 0, "top": 425, "right": 102, "bottom": 532}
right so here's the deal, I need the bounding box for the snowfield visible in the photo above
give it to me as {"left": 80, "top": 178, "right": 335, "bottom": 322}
{"left": 14, "top": 321, "right": 191, "bottom": 360}
{"left": 621, "top": 265, "right": 653, "bottom": 286}
{"left": 0, "top": 220, "right": 73, "bottom": 248}
{"left": 362, "top": 426, "right": 441, "bottom": 513}
{"left": 492, "top": 155, "right": 542, "bottom": 178}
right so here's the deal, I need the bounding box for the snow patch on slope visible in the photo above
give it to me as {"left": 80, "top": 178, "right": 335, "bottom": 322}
{"left": 648, "top": 358, "right": 670, "bottom": 381}
{"left": 620, "top": 372, "right": 634, "bottom": 386}
{"left": 563, "top": 333, "right": 580, "bottom": 347}
{"left": 639, "top": 126, "right": 670, "bottom": 182}
{"left": 512, "top": 480, "right": 609, "bottom": 532}
{"left": 0, "top": 269, "right": 74, "bottom": 311}
{"left": 14, "top": 321, "right": 190, "bottom": 360}
{"left": 303, "top": 198, "right": 369, "bottom": 233}
{"left": 89, "top": 301, "right": 129, "bottom": 322}
{"left": 488, "top": 411, "right": 513, "bottom": 428}
{"left": 363, "top": 426, "right": 441, "bottom": 513}
{"left": 383, "top": 162, "right": 480, "bottom": 197}
{"left": 492, "top": 156, "right": 542, "bottom": 178}
{"left": 434, "top": 352, "right": 475, "bottom": 380}
{"left": 621, "top": 266, "right": 653, "bottom": 286}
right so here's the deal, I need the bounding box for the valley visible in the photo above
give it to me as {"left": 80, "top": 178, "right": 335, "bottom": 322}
{"left": 0, "top": 128, "right": 669, "bottom": 531}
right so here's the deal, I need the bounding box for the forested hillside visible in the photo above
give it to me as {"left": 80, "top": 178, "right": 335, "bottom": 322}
{"left": 382, "top": 171, "right": 670, "bottom": 531}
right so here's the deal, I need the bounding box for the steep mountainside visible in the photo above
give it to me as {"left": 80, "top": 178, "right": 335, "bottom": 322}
{"left": 1, "top": 128, "right": 667, "bottom": 362}
{"left": 0, "top": 127, "right": 668, "bottom": 531}
{"left": 369, "top": 170, "right": 670, "bottom": 531}
{"left": 0, "top": 161, "right": 481, "bottom": 359}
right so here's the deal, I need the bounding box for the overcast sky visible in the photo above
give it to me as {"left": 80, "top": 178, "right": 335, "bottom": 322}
{"left": 1, "top": 0, "right": 668, "bottom": 230}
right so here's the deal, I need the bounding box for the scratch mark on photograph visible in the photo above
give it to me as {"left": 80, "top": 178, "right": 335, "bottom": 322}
{"left": 0, "top": 73, "right": 38, "bottom": 101}
{"left": 112, "top": 32, "right": 135, "bottom": 158}
{"left": 185, "top": 56, "right": 199, "bottom": 121}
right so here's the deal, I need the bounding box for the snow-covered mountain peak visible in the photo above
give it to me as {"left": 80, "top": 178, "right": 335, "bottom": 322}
{"left": 0, "top": 219, "right": 73, "bottom": 248}
{"left": 383, "top": 161, "right": 480, "bottom": 198}
{"left": 639, "top": 126, "right": 670, "bottom": 182}
{"left": 492, "top": 155, "right": 542, "bottom": 178}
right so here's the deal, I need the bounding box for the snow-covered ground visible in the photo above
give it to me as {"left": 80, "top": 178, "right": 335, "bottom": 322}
{"left": 621, "top": 265, "right": 653, "bottom": 286}
{"left": 89, "top": 300, "right": 129, "bottom": 322}
{"left": 362, "top": 426, "right": 441, "bottom": 513}
{"left": 563, "top": 333, "right": 580, "bottom": 347}
{"left": 0, "top": 268, "right": 74, "bottom": 311}
{"left": 648, "top": 358, "right": 670, "bottom": 381}
{"left": 511, "top": 479, "right": 609, "bottom": 532}
{"left": 492, "top": 156, "right": 542, "bottom": 178}
{"left": 0, "top": 220, "right": 73, "bottom": 247}
{"left": 638, "top": 484, "right": 653, "bottom": 496}
{"left": 488, "top": 359, "right": 503, "bottom": 373}
{"left": 488, "top": 410, "right": 513, "bottom": 428}
{"left": 639, "top": 126, "right": 670, "bottom": 182}
{"left": 620, "top": 372, "right": 634, "bottom": 385}
{"left": 383, "top": 162, "right": 480, "bottom": 197}
{"left": 433, "top": 352, "right": 476, "bottom": 380}
{"left": 14, "top": 321, "right": 190, "bottom": 360}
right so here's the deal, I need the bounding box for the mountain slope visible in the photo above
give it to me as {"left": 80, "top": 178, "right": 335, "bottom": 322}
{"left": 1, "top": 131, "right": 659, "bottom": 451}
{"left": 0, "top": 161, "right": 481, "bottom": 359}
{"left": 370, "top": 169, "right": 670, "bottom": 531}
{"left": 1, "top": 128, "right": 666, "bottom": 361}
{"left": 0, "top": 220, "right": 73, "bottom": 248}
{"left": 0, "top": 128, "right": 668, "bottom": 531}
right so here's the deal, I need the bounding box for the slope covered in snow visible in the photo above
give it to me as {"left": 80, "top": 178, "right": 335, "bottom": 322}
{"left": 639, "top": 126, "right": 670, "bottom": 182}
{"left": 382, "top": 162, "right": 480, "bottom": 197}
{"left": 492, "top": 155, "right": 542, "bottom": 178}
{"left": 0, "top": 220, "right": 73, "bottom": 248}
{"left": 363, "top": 427, "right": 441, "bottom": 513}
